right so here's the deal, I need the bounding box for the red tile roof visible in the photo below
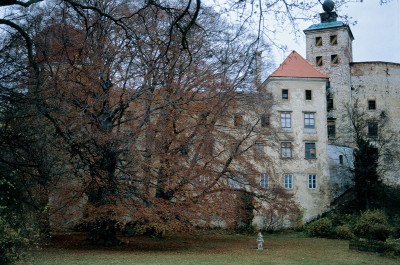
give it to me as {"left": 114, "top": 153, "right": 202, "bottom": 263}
{"left": 269, "top": 51, "right": 328, "bottom": 79}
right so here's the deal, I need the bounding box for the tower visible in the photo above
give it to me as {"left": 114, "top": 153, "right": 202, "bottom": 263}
{"left": 303, "top": 0, "right": 354, "bottom": 146}
{"left": 304, "top": 0, "right": 355, "bottom": 199}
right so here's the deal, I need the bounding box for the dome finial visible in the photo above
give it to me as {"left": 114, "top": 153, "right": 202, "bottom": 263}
{"left": 322, "top": 0, "right": 335, "bottom": 13}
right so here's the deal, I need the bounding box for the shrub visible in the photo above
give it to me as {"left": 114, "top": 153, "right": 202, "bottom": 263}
{"left": 336, "top": 225, "right": 355, "bottom": 240}
{"left": 354, "top": 210, "right": 391, "bottom": 241}
{"left": 307, "top": 217, "right": 332, "bottom": 237}
{"left": 384, "top": 238, "right": 400, "bottom": 256}
{"left": 0, "top": 209, "right": 33, "bottom": 265}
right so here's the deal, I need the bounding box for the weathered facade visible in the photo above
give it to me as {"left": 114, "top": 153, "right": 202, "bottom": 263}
{"left": 258, "top": 51, "right": 331, "bottom": 223}
{"left": 253, "top": 3, "right": 400, "bottom": 226}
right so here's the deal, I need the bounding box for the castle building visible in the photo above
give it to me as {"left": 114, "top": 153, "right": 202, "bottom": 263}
{"left": 257, "top": 1, "right": 400, "bottom": 224}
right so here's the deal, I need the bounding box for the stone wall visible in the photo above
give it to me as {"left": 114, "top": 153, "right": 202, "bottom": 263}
{"left": 351, "top": 62, "right": 400, "bottom": 186}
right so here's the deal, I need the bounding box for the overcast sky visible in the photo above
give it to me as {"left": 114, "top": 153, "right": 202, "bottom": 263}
{"left": 273, "top": 0, "right": 400, "bottom": 69}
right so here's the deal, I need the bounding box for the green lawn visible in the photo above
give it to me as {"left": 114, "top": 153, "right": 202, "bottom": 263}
{"left": 32, "top": 232, "right": 400, "bottom": 265}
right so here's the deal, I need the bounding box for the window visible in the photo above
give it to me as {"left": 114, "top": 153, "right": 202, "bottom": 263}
{"left": 305, "top": 143, "right": 316, "bottom": 158}
{"left": 327, "top": 120, "right": 336, "bottom": 139}
{"left": 255, "top": 142, "right": 264, "bottom": 157}
{"left": 304, "top": 113, "right": 315, "bottom": 129}
{"left": 339, "top": 155, "right": 343, "bottom": 165}
{"left": 234, "top": 114, "right": 243, "bottom": 127}
{"left": 199, "top": 175, "right": 210, "bottom": 186}
{"left": 316, "top": 56, "right": 323, "bottom": 66}
{"left": 315, "top": 37, "right": 322, "bottom": 46}
{"left": 330, "top": 35, "right": 337, "bottom": 45}
{"left": 281, "top": 142, "right": 292, "bottom": 158}
{"left": 260, "top": 173, "right": 269, "bottom": 188}
{"left": 180, "top": 145, "right": 189, "bottom": 156}
{"left": 331, "top": 54, "right": 339, "bottom": 64}
{"left": 229, "top": 174, "right": 244, "bottom": 189}
{"left": 368, "top": 121, "right": 378, "bottom": 137}
{"left": 368, "top": 100, "right": 376, "bottom": 110}
{"left": 282, "top": 89, "right": 289, "bottom": 100}
{"left": 305, "top": 90, "right": 312, "bottom": 100}
{"left": 327, "top": 95, "right": 334, "bottom": 110}
{"left": 261, "top": 114, "right": 269, "bottom": 127}
{"left": 284, "top": 174, "right": 293, "bottom": 189}
{"left": 308, "top": 174, "right": 317, "bottom": 189}
{"left": 280, "top": 112, "right": 291, "bottom": 129}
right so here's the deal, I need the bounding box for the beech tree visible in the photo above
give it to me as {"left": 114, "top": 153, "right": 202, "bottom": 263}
{"left": 0, "top": 0, "right": 373, "bottom": 246}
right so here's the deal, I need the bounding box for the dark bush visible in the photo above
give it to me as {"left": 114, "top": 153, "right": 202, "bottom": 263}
{"left": 336, "top": 225, "right": 355, "bottom": 240}
{"left": 384, "top": 239, "right": 400, "bottom": 256}
{"left": 354, "top": 210, "right": 391, "bottom": 241}
{"left": 307, "top": 217, "right": 332, "bottom": 237}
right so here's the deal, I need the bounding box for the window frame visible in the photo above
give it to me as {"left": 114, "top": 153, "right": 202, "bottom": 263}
{"left": 339, "top": 155, "right": 343, "bottom": 165}
{"left": 234, "top": 113, "right": 243, "bottom": 127}
{"left": 305, "top": 142, "right": 316, "bottom": 159}
{"left": 284, "top": 174, "right": 293, "bottom": 189}
{"left": 261, "top": 114, "right": 270, "bottom": 127}
{"left": 308, "top": 174, "right": 317, "bottom": 189}
{"left": 316, "top": 56, "right": 323, "bottom": 66}
{"left": 281, "top": 142, "right": 292, "bottom": 158}
{"left": 282, "top": 89, "right": 289, "bottom": 100}
{"left": 368, "top": 121, "right": 378, "bottom": 138}
{"left": 368, "top": 100, "right": 376, "bottom": 110}
{"left": 327, "top": 120, "right": 336, "bottom": 139}
{"left": 330, "top": 35, "right": 338, "bottom": 45}
{"left": 331, "top": 54, "right": 339, "bottom": 65}
{"left": 304, "top": 112, "right": 315, "bottom": 129}
{"left": 305, "top": 90, "right": 312, "bottom": 100}
{"left": 327, "top": 95, "right": 334, "bottom": 110}
{"left": 229, "top": 174, "right": 244, "bottom": 189}
{"left": 255, "top": 142, "right": 265, "bottom": 157}
{"left": 280, "top": 112, "right": 291, "bottom": 129}
{"left": 260, "top": 173, "right": 269, "bottom": 188}
{"left": 315, "top": 36, "right": 322, "bottom": 46}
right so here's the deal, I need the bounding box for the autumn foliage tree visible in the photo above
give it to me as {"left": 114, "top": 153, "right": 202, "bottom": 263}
{"left": 0, "top": 0, "right": 352, "bottom": 246}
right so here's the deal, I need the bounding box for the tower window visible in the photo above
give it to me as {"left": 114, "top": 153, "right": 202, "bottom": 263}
{"left": 327, "top": 95, "right": 334, "bottom": 110}
{"left": 331, "top": 54, "right": 339, "bottom": 64}
{"left": 316, "top": 56, "right": 323, "bottom": 66}
{"left": 316, "top": 37, "right": 322, "bottom": 46}
{"left": 305, "top": 90, "right": 312, "bottom": 100}
{"left": 368, "top": 121, "right": 378, "bottom": 137}
{"left": 368, "top": 100, "right": 376, "bottom": 110}
{"left": 327, "top": 120, "right": 336, "bottom": 139}
{"left": 330, "top": 35, "right": 338, "bottom": 45}
{"left": 339, "top": 155, "right": 343, "bottom": 165}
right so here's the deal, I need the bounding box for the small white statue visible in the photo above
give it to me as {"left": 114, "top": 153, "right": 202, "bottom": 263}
{"left": 256, "top": 232, "right": 264, "bottom": 250}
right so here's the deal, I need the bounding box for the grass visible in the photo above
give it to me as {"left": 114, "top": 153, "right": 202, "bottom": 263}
{"left": 31, "top": 232, "right": 400, "bottom": 265}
